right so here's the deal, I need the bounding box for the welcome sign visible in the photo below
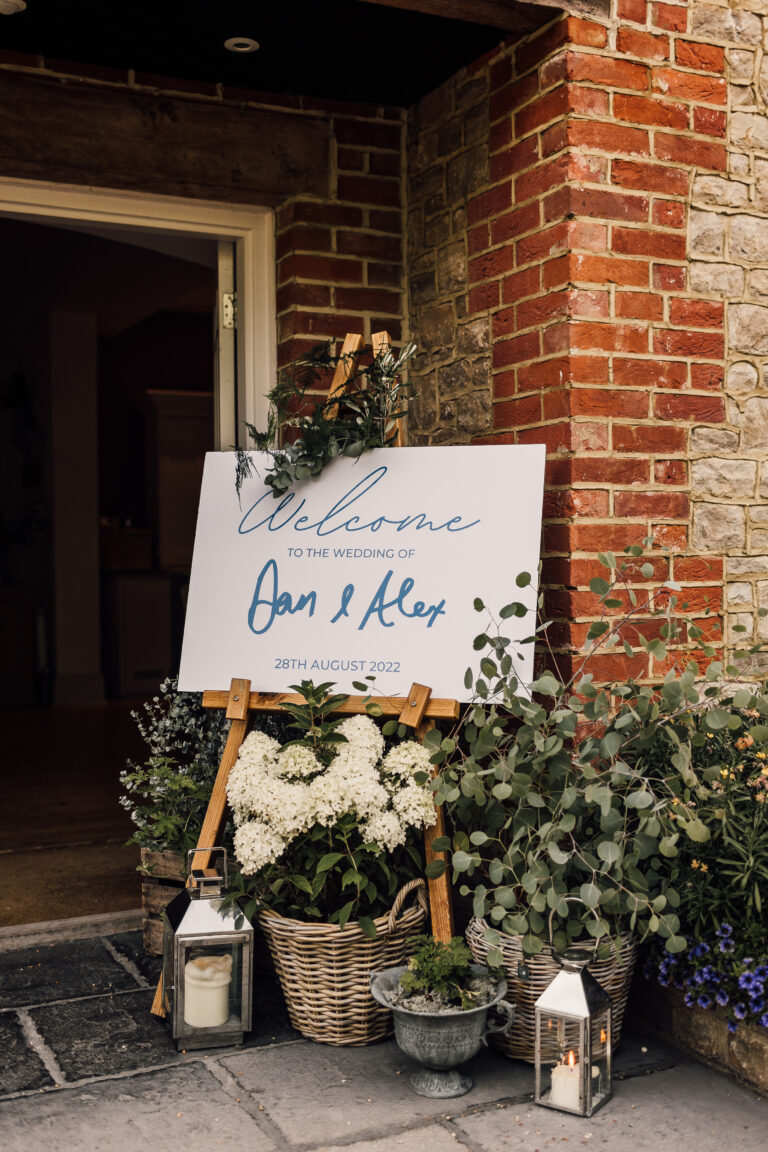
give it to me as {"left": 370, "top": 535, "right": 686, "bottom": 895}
{"left": 177, "top": 445, "right": 545, "bottom": 700}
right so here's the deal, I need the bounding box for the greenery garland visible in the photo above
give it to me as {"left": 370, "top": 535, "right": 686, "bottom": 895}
{"left": 236, "top": 340, "right": 416, "bottom": 498}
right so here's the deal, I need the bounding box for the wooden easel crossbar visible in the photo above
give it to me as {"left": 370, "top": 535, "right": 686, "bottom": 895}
{"left": 150, "top": 333, "right": 458, "bottom": 1018}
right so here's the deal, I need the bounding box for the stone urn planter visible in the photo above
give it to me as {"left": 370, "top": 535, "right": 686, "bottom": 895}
{"left": 370, "top": 964, "right": 514, "bottom": 1098}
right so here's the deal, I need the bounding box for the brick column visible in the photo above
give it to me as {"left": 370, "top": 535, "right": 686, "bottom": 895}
{"left": 460, "top": 4, "right": 728, "bottom": 678}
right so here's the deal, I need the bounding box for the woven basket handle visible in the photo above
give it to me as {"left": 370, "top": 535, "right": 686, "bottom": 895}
{"left": 386, "top": 878, "right": 428, "bottom": 932}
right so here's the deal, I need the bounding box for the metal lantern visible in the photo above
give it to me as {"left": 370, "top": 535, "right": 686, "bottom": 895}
{"left": 534, "top": 943, "right": 613, "bottom": 1116}
{"left": 162, "top": 847, "right": 254, "bottom": 1050}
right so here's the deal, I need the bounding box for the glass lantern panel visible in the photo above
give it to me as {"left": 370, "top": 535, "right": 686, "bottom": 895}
{"left": 588, "top": 1009, "right": 612, "bottom": 1112}
{"left": 178, "top": 940, "right": 244, "bottom": 1035}
{"left": 537, "top": 1011, "right": 585, "bottom": 1112}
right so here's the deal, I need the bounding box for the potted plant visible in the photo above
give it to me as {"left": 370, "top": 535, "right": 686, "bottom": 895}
{"left": 423, "top": 541, "right": 768, "bottom": 1061}
{"left": 223, "top": 680, "right": 437, "bottom": 1046}
{"left": 370, "top": 934, "right": 513, "bottom": 1098}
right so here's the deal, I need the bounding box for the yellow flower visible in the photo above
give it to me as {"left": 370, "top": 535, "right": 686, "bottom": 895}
{"left": 721, "top": 769, "right": 729, "bottom": 779}
{"left": 761, "top": 766, "right": 768, "bottom": 777}
{"left": 756, "top": 752, "right": 766, "bottom": 761}
{"left": 707, "top": 734, "right": 714, "bottom": 740}
{"left": 701, "top": 863, "right": 709, "bottom": 873}
{"left": 671, "top": 796, "right": 681, "bottom": 806}
{"left": 691, "top": 859, "right": 700, "bottom": 869}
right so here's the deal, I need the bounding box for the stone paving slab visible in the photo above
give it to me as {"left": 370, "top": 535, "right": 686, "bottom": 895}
{"left": 318, "top": 1125, "right": 463, "bottom": 1152}
{"left": 0, "top": 1012, "right": 54, "bottom": 1093}
{"left": 454, "top": 1062, "right": 768, "bottom": 1152}
{"left": 30, "top": 989, "right": 178, "bottom": 1080}
{"left": 110, "top": 930, "right": 162, "bottom": 984}
{"left": 222, "top": 1038, "right": 536, "bottom": 1147}
{"left": 0, "top": 938, "right": 139, "bottom": 1009}
{"left": 0, "top": 1062, "right": 277, "bottom": 1152}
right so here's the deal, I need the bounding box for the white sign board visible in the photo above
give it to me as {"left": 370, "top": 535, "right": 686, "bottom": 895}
{"left": 178, "top": 446, "right": 545, "bottom": 700}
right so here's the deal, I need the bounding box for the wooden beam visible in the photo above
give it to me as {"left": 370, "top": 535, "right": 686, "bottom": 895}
{"left": 355, "top": 0, "right": 611, "bottom": 29}
{"left": 202, "top": 688, "right": 460, "bottom": 722}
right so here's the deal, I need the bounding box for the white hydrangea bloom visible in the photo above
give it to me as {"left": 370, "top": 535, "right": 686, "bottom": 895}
{"left": 393, "top": 781, "right": 437, "bottom": 829}
{"left": 363, "top": 810, "right": 404, "bottom": 852}
{"left": 277, "top": 744, "right": 323, "bottom": 779}
{"left": 233, "top": 820, "right": 286, "bottom": 874}
{"left": 335, "top": 715, "right": 385, "bottom": 765}
{"left": 381, "top": 740, "right": 432, "bottom": 779}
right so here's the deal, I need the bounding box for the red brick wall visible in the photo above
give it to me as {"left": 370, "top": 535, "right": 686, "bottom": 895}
{"left": 459, "top": 5, "right": 727, "bottom": 677}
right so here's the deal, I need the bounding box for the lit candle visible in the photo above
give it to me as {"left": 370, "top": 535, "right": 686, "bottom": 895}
{"left": 184, "top": 954, "right": 233, "bottom": 1028}
{"left": 549, "top": 1050, "right": 581, "bottom": 1110}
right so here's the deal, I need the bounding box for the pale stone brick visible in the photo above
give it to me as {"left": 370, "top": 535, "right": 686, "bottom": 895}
{"left": 690, "top": 262, "right": 744, "bottom": 296}
{"left": 691, "top": 427, "right": 740, "bottom": 452}
{"left": 457, "top": 390, "right": 491, "bottom": 437}
{"left": 692, "top": 457, "right": 758, "bottom": 499}
{"left": 732, "top": 112, "right": 768, "bottom": 150}
{"left": 691, "top": 211, "right": 725, "bottom": 258}
{"left": 728, "top": 612, "right": 754, "bottom": 642}
{"left": 753, "top": 530, "right": 768, "bottom": 550}
{"left": 729, "top": 303, "right": 768, "bottom": 355}
{"left": 727, "top": 581, "right": 753, "bottom": 605}
{"left": 732, "top": 86, "right": 757, "bottom": 108}
{"left": 747, "top": 268, "right": 768, "bottom": 301}
{"left": 692, "top": 176, "right": 749, "bottom": 208}
{"left": 751, "top": 506, "right": 768, "bottom": 524}
{"left": 755, "top": 160, "right": 768, "bottom": 213}
{"left": 730, "top": 215, "right": 768, "bottom": 262}
{"left": 728, "top": 555, "right": 768, "bottom": 576}
{"left": 729, "top": 49, "right": 756, "bottom": 82}
{"left": 693, "top": 503, "right": 747, "bottom": 551}
{"left": 739, "top": 396, "right": 768, "bottom": 448}
{"left": 726, "top": 360, "right": 760, "bottom": 398}
{"left": 730, "top": 153, "right": 750, "bottom": 176}
{"left": 692, "top": 6, "right": 762, "bottom": 43}
{"left": 760, "top": 463, "right": 768, "bottom": 497}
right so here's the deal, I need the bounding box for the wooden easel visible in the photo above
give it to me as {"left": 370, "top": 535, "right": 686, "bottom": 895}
{"left": 151, "top": 334, "right": 458, "bottom": 1017}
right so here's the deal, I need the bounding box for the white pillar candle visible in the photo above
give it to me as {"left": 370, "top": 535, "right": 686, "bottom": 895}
{"left": 184, "top": 954, "right": 233, "bottom": 1028}
{"left": 549, "top": 1054, "right": 581, "bottom": 1110}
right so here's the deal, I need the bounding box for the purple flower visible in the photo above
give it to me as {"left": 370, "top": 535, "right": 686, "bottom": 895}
{"left": 718, "top": 939, "right": 735, "bottom": 954}
{"left": 717, "top": 923, "right": 733, "bottom": 938}
{"left": 684, "top": 991, "right": 695, "bottom": 1008}
{"left": 749, "top": 998, "right": 764, "bottom": 1015}
{"left": 716, "top": 990, "right": 729, "bottom": 1008}
{"left": 733, "top": 1002, "right": 748, "bottom": 1020}
{"left": 760, "top": 1013, "right": 768, "bottom": 1029}
{"left": 727, "top": 1019, "right": 738, "bottom": 1034}
{"left": 697, "top": 994, "right": 712, "bottom": 1009}
{"left": 690, "top": 942, "right": 710, "bottom": 959}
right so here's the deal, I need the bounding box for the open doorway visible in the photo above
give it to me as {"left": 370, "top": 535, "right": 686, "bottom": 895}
{"left": 0, "top": 212, "right": 245, "bottom": 928}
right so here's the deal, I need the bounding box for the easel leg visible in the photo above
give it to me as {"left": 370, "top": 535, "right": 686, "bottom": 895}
{"left": 400, "top": 684, "right": 455, "bottom": 943}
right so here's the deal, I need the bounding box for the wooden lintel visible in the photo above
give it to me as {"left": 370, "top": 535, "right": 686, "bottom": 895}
{"left": 355, "top": 0, "right": 610, "bottom": 29}
{"left": 202, "top": 689, "right": 460, "bottom": 722}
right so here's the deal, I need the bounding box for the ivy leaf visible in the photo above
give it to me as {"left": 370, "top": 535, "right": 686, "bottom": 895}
{"left": 425, "top": 860, "right": 446, "bottom": 879}
{"left": 358, "top": 916, "right": 377, "bottom": 940}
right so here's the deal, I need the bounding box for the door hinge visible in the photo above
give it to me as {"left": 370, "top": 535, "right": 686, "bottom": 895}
{"left": 222, "top": 292, "right": 237, "bottom": 330}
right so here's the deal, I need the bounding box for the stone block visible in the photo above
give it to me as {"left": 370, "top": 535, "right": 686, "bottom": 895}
{"left": 729, "top": 303, "right": 768, "bottom": 354}
{"left": 731, "top": 153, "right": 750, "bottom": 176}
{"left": 726, "top": 360, "right": 760, "bottom": 398}
{"left": 437, "top": 241, "right": 467, "bottom": 295}
{"left": 692, "top": 457, "right": 757, "bottom": 499}
{"left": 728, "top": 554, "right": 768, "bottom": 576}
{"left": 729, "top": 214, "right": 768, "bottom": 263}
{"left": 747, "top": 267, "right": 768, "bottom": 301}
{"left": 690, "top": 262, "right": 744, "bottom": 297}
{"left": 408, "top": 372, "right": 438, "bottom": 432}
{"left": 436, "top": 358, "right": 471, "bottom": 400}
{"left": 755, "top": 159, "right": 768, "bottom": 212}
{"left": 739, "top": 396, "right": 768, "bottom": 447}
{"left": 760, "top": 55, "right": 768, "bottom": 106}
{"left": 408, "top": 269, "right": 436, "bottom": 305}
{"left": 691, "top": 427, "right": 740, "bottom": 453}
{"left": 726, "top": 581, "right": 753, "bottom": 606}
{"left": 752, "top": 529, "right": 768, "bottom": 550}
{"left": 436, "top": 119, "right": 462, "bottom": 158}
{"left": 464, "top": 99, "right": 488, "bottom": 145}
{"left": 693, "top": 503, "right": 746, "bottom": 551}
{"left": 415, "top": 302, "right": 454, "bottom": 350}
{"left": 750, "top": 505, "right": 768, "bottom": 524}
{"left": 457, "top": 318, "right": 490, "bottom": 355}
{"left": 731, "top": 112, "right": 768, "bottom": 151}
{"left": 729, "top": 49, "right": 756, "bottom": 82}
{"left": 691, "top": 211, "right": 725, "bottom": 258}
{"left": 761, "top": 462, "right": 768, "bottom": 496}
{"left": 692, "top": 6, "right": 761, "bottom": 44}
{"left": 0, "top": 1013, "right": 54, "bottom": 1093}
{"left": 423, "top": 213, "right": 450, "bottom": 247}
{"left": 732, "top": 85, "right": 757, "bottom": 108}
{"left": 457, "top": 390, "right": 492, "bottom": 437}
{"left": 446, "top": 144, "right": 487, "bottom": 204}
{"left": 692, "top": 176, "right": 749, "bottom": 208}
{"left": 729, "top": 612, "right": 754, "bottom": 641}
{"left": 470, "top": 356, "right": 491, "bottom": 390}
{"left": 729, "top": 1021, "right": 768, "bottom": 1094}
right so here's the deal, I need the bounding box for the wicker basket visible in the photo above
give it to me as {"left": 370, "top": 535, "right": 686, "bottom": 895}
{"left": 259, "top": 879, "right": 428, "bottom": 1046}
{"left": 466, "top": 918, "right": 638, "bottom": 1063}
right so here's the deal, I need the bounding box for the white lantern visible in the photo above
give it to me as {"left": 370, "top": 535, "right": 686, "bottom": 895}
{"left": 162, "top": 847, "right": 253, "bottom": 1050}
{"left": 534, "top": 944, "right": 612, "bottom": 1116}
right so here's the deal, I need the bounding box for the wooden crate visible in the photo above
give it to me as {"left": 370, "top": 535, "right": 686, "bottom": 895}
{"left": 140, "top": 848, "right": 185, "bottom": 955}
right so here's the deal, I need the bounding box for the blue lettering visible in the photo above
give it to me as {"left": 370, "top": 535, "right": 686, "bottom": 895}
{"left": 247, "top": 558, "right": 317, "bottom": 635}
{"left": 358, "top": 570, "right": 447, "bottom": 631}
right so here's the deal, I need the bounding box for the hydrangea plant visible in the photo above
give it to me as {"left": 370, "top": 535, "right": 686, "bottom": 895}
{"left": 225, "top": 681, "right": 436, "bottom": 934}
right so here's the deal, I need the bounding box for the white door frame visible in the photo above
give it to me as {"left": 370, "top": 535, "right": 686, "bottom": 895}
{"left": 0, "top": 175, "right": 276, "bottom": 443}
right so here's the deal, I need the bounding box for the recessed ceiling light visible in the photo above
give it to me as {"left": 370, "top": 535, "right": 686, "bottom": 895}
{"left": 0, "top": 0, "right": 27, "bottom": 14}
{"left": 224, "top": 36, "right": 260, "bottom": 54}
